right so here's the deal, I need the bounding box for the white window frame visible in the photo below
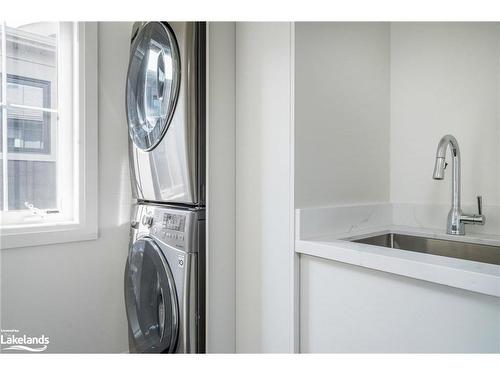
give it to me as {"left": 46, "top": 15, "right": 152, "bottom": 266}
{"left": 0, "top": 22, "right": 98, "bottom": 249}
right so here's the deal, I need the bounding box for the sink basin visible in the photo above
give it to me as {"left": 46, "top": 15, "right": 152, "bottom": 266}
{"left": 350, "top": 233, "right": 500, "bottom": 265}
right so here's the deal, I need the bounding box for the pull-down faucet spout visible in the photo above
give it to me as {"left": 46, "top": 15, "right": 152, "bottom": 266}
{"left": 432, "top": 135, "right": 485, "bottom": 235}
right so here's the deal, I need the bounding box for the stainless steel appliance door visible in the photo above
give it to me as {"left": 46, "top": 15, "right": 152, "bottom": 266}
{"left": 124, "top": 237, "right": 179, "bottom": 353}
{"left": 126, "top": 22, "right": 180, "bottom": 151}
{"left": 128, "top": 22, "right": 205, "bottom": 205}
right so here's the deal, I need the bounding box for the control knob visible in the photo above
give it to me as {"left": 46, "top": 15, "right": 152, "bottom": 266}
{"left": 142, "top": 213, "right": 154, "bottom": 228}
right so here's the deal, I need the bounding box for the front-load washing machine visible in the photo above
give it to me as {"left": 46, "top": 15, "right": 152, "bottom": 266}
{"left": 126, "top": 22, "right": 206, "bottom": 206}
{"left": 124, "top": 203, "right": 205, "bottom": 353}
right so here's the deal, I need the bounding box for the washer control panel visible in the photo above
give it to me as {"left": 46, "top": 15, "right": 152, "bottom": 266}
{"left": 150, "top": 209, "right": 190, "bottom": 251}
{"left": 162, "top": 213, "right": 186, "bottom": 232}
{"left": 133, "top": 204, "right": 201, "bottom": 253}
{"left": 160, "top": 212, "right": 186, "bottom": 245}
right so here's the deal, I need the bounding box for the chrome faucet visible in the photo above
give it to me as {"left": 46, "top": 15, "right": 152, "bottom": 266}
{"left": 432, "top": 135, "right": 485, "bottom": 235}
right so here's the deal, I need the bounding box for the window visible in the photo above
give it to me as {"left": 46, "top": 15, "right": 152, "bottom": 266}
{"left": 7, "top": 75, "right": 52, "bottom": 155}
{"left": 0, "top": 22, "right": 97, "bottom": 248}
{"left": 3, "top": 76, "right": 55, "bottom": 212}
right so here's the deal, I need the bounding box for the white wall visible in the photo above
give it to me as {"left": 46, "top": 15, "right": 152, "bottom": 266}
{"left": 235, "top": 22, "right": 293, "bottom": 353}
{"left": 294, "top": 22, "right": 391, "bottom": 208}
{"left": 300, "top": 255, "right": 500, "bottom": 353}
{"left": 390, "top": 23, "right": 500, "bottom": 207}
{"left": 206, "top": 22, "right": 236, "bottom": 353}
{"left": 0, "top": 22, "right": 133, "bottom": 353}
{"left": 295, "top": 22, "right": 500, "bottom": 211}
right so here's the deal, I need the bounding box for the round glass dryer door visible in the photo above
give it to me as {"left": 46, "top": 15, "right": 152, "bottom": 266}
{"left": 126, "top": 22, "right": 181, "bottom": 151}
{"left": 125, "top": 237, "right": 179, "bottom": 353}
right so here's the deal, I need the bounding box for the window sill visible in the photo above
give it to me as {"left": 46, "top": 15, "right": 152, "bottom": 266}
{"left": 0, "top": 221, "right": 98, "bottom": 249}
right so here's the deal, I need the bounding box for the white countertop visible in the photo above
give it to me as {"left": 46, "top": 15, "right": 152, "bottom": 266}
{"left": 296, "top": 225, "right": 500, "bottom": 298}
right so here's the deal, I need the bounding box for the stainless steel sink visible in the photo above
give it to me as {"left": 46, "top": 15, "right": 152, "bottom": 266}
{"left": 351, "top": 233, "right": 500, "bottom": 265}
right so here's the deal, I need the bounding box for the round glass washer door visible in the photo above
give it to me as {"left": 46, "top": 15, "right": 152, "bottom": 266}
{"left": 126, "top": 22, "right": 181, "bottom": 151}
{"left": 125, "top": 237, "right": 179, "bottom": 353}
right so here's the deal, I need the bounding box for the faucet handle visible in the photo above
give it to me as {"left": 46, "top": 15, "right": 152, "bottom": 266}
{"left": 477, "top": 195, "right": 483, "bottom": 215}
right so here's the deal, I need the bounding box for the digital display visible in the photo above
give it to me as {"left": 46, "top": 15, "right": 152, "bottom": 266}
{"left": 163, "top": 213, "right": 185, "bottom": 232}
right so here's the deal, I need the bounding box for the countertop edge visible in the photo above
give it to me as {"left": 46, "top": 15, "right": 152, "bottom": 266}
{"left": 295, "top": 239, "right": 500, "bottom": 298}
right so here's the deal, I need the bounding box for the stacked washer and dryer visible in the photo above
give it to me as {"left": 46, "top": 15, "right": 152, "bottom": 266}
{"left": 123, "top": 22, "right": 206, "bottom": 353}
